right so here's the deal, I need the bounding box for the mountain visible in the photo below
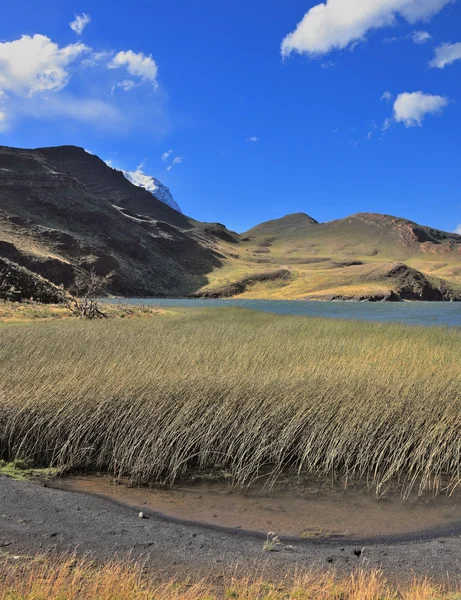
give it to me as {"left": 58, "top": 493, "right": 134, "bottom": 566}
{"left": 122, "top": 169, "right": 182, "bottom": 213}
{"left": 1, "top": 144, "right": 461, "bottom": 303}
{"left": 0, "top": 145, "right": 232, "bottom": 300}
{"left": 198, "top": 212, "right": 461, "bottom": 301}
{"left": 244, "top": 213, "right": 318, "bottom": 237}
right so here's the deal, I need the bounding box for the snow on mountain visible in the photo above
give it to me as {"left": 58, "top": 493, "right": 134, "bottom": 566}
{"left": 123, "top": 168, "right": 182, "bottom": 213}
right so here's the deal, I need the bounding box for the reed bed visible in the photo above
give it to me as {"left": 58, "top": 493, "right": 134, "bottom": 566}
{"left": 0, "top": 555, "right": 454, "bottom": 599}
{"left": 0, "top": 307, "right": 460, "bottom": 493}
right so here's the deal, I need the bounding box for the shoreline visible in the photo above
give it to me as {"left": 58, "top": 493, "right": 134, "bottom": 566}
{"left": 2, "top": 475, "right": 461, "bottom": 582}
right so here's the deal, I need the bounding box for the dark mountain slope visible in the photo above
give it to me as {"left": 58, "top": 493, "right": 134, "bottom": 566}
{"left": 0, "top": 145, "right": 224, "bottom": 298}
{"left": 36, "top": 146, "right": 192, "bottom": 229}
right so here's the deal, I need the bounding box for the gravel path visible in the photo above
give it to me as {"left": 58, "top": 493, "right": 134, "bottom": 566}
{"left": 1, "top": 475, "right": 461, "bottom": 581}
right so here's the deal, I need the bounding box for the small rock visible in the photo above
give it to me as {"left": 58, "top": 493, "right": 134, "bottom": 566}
{"left": 283, "top": 545, "right": 296, "bottom": 552}
{"left": 138, "top": 511, "right": 146, "bottom": 519}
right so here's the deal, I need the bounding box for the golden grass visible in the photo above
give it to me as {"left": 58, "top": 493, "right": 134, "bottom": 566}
{"left": 0, "top": 555, "right": 457, "bottom": 599}
{"left": 0, "top": 300, "right": 161, "bottom": 323}
{"left": 0, "top": 307, "right": 460, "bottom": 494}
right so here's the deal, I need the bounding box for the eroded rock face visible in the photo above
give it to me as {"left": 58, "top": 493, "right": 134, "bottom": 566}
{"left": 385, "top": 263, "right": 455, "bottom": 301}
{"left": 0, "top": 258, "right": 64, "bottom": 303}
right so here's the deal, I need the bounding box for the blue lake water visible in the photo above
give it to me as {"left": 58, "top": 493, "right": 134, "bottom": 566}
{"left": 104, "top": 298, "right": 461, "bottom": 327}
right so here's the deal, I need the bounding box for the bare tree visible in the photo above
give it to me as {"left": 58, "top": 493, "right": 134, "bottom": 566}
{"left": 63, "top": 268, "right": 114, "bottom": 319}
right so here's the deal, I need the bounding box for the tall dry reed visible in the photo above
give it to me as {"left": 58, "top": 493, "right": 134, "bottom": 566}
{"left": 0, "top": 308, "right": 460, "bottom": 493}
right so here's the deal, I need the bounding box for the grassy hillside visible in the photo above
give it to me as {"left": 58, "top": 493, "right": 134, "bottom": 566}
{"left": 1, "top": 307, "right": 460, "bottom": 494}
{"left": 198, "top": 213, "right": 461, "bottom": 300}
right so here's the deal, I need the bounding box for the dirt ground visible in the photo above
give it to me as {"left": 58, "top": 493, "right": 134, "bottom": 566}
{"left": 1, "top": 475, "right": 461, "bottom": 582}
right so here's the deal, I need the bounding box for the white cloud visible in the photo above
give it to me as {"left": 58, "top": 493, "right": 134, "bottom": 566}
{"left": 393, "top": 91, "right": 448, "bottom": 127}
{"left": 0, "top": 110, "right": 8, "bottom": 131}
{"left": 247, "top": 136, "right": 259, "bottom": 142}
{"left": 0, "top": 34, "right": 168, "bottom": 135}
{"left": 365, "top": 120, "right": 377, "bottom": 140}
{"left": 111, "top": 80, "right": 136, "bottom": 94}
{"left": 0, "top": 34, "right": 89, "bottom": 96}
{"left": 281, "top": 0, "right": 452, "bottom": 56}
{"left": 321, "top": 60, "right": 337, "bottom": 68}
{"left": 81, "top": 51, "right": 112, "bottom": 67}
{"left": 70, "top": 13, "right": 91, "bottom": 35}
{"left": 383, "top": 35, "right": 399, "bottom": 43}
{"left": 412, "top": 30, "right": 432, "bottom": 43}
{"left": 429, "top": 42, "right": 461, "bottom": 68}
{"left": 161, "top": 149, "right": 173, "bottom": 161}
{"left": 18, "top": 94, "right": 124, "bottom": 128}
{"left": 381, "top": 90, "right": 393, "bottom": 102}
{"left": 382, "top": 117, "right": 394, "bottom": 131}
{"left": 109, "top": 50, "right": 158, "bottom": 85}
{"left": 166, "top": 156, "right": 183, "bottom": 171}
{"left": 384, "top": 30, "right": 432, "bottom": 44}
{"left": 455, "top": 224, "right": 461, "bottom": 234}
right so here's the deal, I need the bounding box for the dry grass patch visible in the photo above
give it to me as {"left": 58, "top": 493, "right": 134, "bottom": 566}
{"left": 0, "top": 554, "right": 458, "bottom": 599}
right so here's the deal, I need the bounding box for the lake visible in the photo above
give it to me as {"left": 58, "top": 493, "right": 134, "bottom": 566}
{"left": 103, "top": 298, "right": 461, "bottom": 327}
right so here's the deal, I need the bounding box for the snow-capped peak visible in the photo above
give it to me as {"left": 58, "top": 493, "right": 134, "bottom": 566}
{"left": 123, "top": 168, "right": 182, "bottom": 213}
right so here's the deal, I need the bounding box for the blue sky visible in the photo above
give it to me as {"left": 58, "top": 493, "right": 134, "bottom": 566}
{"left": 1, "top": 0, "right": 460, "bottom": 233}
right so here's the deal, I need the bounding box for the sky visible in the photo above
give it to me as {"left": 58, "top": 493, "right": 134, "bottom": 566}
{"left": 0, "top": 0, "right": 460, "bottom": 233}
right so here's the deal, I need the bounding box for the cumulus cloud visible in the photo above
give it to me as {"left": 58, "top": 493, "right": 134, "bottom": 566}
{"left": 381, "top": 90, "right": 393, "bottom": 102}
{"left": 393, "top": 91, "right": 448, "bottom": 127}
{"left": 109, "top": 50, "right": 158, "bottom": 85}
{"left": 429, "top": 42, "right": 461, "bottom": 68}
{"left": 281, "top": 0, "right": 452, "bottom": 57}
{"left": 70, "top": 13, "right": 91, "bottom": 35}
{"left": 455, "top": 224, "right": 461, "bottom": 234}
{"left": 0, "top": 34, "right": 167, "bottom": 135}
{"left": 412, "top": 30, "right": 432, "bottom": 43}
{"left": 0, "top": 34, "right": 89, "bottom": 96}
